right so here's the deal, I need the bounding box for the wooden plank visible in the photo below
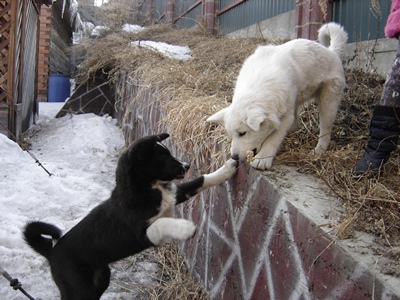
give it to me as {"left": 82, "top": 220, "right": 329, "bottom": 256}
{"left": 0, "top": 91, "right": 7, "bottom": 102}
{"left": 0, "top": 36, "right": 9, "bottom": 52}
{"left": 0, "top": 20, "right": 11, "bottom": 34}
{"left": 0, "top": 110, "right": 9, "bottom": 136}
{"left": 0, "top": 2, "right": 10, "bottom": 19}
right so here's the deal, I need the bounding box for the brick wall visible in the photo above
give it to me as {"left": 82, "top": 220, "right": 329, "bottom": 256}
{"left": 37, "top": 5, "right": 52, "bottom": 102}
{"left": 295, "top": 0, "right": 332, "bottom": 40}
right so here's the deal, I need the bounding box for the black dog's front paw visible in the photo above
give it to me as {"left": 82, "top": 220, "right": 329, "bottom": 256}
{"left": 224, "top": 158, "right": 239, "bottom": 176}
{"left": 176, "top": 219, "right": 196, "bottom": 240}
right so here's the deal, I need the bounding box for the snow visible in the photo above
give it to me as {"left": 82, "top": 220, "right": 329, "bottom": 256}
{"left": 90, "top": 24, "right": 143, "bottom": 37}
{"left": 81, "top": 23, "right": 190, "bottom": 61}
{"left": 94, "top": 0, "right": 109, "bottom": 6}
{"left": 0, "top": 103, "right": 157, "bottom": 299}
{"left": 122, "top": 24, "right": 143, "bottom": 33}
{"left": 131, "top": 40, "right": 192, "bottom": 60}
{"left": 91, "top": 25, "right": 109, "bottom": 36}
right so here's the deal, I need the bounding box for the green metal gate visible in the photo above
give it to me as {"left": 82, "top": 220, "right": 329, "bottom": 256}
{"left": 332, "top": 0, "right": 391, "bottom": 43}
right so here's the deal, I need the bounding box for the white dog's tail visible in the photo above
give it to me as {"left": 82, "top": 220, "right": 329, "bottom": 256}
{"left": 318, "top": 22, "right": 348, "bottom": 60}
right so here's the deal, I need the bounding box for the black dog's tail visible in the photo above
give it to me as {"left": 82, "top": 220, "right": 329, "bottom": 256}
{"left": 23, "top": 221, "right": 62, "bottom": 259}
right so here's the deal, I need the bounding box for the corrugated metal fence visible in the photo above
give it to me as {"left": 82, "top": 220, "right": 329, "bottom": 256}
{"left": 175, "top": 0, "right": 202, "bottom": 29}
{"left": 333, "top": 0, "right": 391, "bottom": 42}
{"left": 155, "top": 0, "right": 166, "bottom": 21}
{"left": 143, "top": 0, "right": 391, "bottom": 43}
{"left": 20, "top": 1, "right": 39, "bottom": 131}
{"left": 218, "top": 0, "right": 294, "bottom": 34}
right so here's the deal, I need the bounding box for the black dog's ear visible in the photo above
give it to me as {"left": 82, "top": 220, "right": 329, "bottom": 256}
{"left": 156, "top": 133, "right": 169, "bottom": 142}
{"left": 126, "top": 133, "right": 169, "bottom": 160}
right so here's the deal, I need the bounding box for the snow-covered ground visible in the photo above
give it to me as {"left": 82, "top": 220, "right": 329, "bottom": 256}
{"left": 0, "top": 103, "right": 157, "bottom": 299}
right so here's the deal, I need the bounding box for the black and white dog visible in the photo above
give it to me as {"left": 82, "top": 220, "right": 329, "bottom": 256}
{"left": 23, "top": 133, "right": 237, "bottom": 300}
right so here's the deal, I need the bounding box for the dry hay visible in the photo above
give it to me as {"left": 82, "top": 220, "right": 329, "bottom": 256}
{"left": 276, "top": 68, "right": 400, "bottom": 249}
{"left": 73, "top": 24, "right": 266, "bottom": 168}
{"left": 96, "top": 0, "right": 136, "bottom": 31}
{"left": 74, "top": 25, "right": 400, "bottom": 274}
{"left": 110, "top": 244, "right": 209, "bottom": 299}
{"left": 146, "top": 244, "right": 209, "bottom": 300}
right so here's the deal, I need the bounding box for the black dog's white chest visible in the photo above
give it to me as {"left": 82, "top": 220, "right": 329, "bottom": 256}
{"left": 149, "top": 182, "right": 177, "bottom": 224}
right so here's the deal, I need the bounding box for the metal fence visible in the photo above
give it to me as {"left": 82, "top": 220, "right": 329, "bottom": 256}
{"left": 218, "top": 0, "right": 294, "bottom": 34}
{"left": 332, "top": 0, "right": 391, "bottom": 43}
{"left": 175, "top": 0, "right": 202, "bottom": 29}
{"left": 139, "top": 0, "right": 147, "bottom": 24}
{"left": 20, "top": 0, "right": 39, "bottom": 131}
{"left": 155, "top": 0, "right": 166, "bottom": 21}
{"left": 145, "top": 0, "right": 392, "bottom": 43}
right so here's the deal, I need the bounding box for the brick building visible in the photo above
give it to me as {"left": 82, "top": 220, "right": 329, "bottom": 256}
{"left": 37, "top": 1, "right": 74, "bottom": 102}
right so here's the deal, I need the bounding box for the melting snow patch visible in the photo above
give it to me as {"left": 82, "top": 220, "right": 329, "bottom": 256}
{"left": 91, "top": 25, "right": 109, "bottom": 36}
{"left": 131, "top": 40, "right": 192, "bottom": 60}
{"left": 122, "top": 24, "right": 144, "bottom": 33}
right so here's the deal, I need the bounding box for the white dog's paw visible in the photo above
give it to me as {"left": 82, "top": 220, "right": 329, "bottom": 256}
{"left": 175, "top": 219, "right": 196, "bottom": 241}
{"left": 250, "top": 157, "right": 273, "bottom": 170}
{"left": 313, "top": 144, "right": 327, "bottom": 154}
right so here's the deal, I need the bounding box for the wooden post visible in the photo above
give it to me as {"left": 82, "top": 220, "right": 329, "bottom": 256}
{"left": 203, "top": 0, "right": 218, "bottom": 34}
{"left": 165, "top": 0, "right": 175, "bottom": 24}
{"left": 295, "top": 0, "right": 332, "bottom": 40}
{"left": 132, "top": 0, "right": 141, "bottom": 24}
{"left": 145, "top": 0, "right": 154, "bottom": 25}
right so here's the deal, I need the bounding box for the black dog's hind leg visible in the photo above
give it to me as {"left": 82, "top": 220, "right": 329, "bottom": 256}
{"left": 93, "top": 266, "right": 111, "bottom": 300}
{"left": 53, "top": 262, "right": 110, "bottom": 300}
{"left": 175, "top": 158, "right": 237, "bottom": 204}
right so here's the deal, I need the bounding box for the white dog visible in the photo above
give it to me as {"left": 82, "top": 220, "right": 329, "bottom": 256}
{"left": 207, "top": 22, "right": 348, "bottom": 170}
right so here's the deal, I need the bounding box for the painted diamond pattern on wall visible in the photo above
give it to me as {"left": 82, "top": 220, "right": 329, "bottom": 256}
{"left": 179, "top": 166, "right": 315, "bottom": 299}
{"left": 178, "top": 164, "right": 400, "bottom": 299}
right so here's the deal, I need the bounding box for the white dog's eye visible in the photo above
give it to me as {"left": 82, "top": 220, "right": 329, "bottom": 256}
{"left": 238, "top": 132, "right": 247, "bottom": 137}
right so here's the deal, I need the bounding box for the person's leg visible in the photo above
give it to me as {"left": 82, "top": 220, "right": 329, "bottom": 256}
{"left": 353, "top": 41, "right": 400, "bottom": 175}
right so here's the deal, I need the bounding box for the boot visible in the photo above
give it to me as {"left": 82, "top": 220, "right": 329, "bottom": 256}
{"left": 353, "top": 105, "right": 400, "bottom": 175}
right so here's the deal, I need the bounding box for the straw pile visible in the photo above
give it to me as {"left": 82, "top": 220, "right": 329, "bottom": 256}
{"left": 73, "top": 23, "right": 400, "bottom": 289}
{"left": 74, "top": 24, "right": 266, "bottom": 168}
{"left": 111, "top": 244, "right": 209, "bottom": 299}
{"left": 277, "top": 68, "right": 400, "bottom": 250}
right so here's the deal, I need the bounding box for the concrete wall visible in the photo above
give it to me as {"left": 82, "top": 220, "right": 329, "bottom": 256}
{"left": 344, "top": 39, "right": 399, "bottom": 77}
{"left": 117, "top": 78, "right": 400, "bottom": 299}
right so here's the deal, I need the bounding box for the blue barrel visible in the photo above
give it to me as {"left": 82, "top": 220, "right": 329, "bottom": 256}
{"left": 48, "top": 74, "right": 70, "bottom": 102}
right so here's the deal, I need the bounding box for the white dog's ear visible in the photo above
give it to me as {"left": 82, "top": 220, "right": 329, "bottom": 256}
{"left": 206, "top": 107, "right": 228, "bottom": 125}
{"left": 246, "top": 109, "right": 267, "bottom": 132}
